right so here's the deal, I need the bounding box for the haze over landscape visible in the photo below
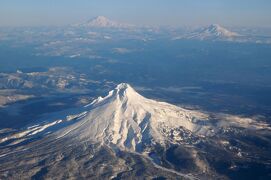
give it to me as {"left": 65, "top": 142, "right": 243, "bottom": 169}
{"left": 1, "top": 0, "right": 271, "bottom": 27}
{"left": 0, "top": 1, "right": 271, "bottom": 180}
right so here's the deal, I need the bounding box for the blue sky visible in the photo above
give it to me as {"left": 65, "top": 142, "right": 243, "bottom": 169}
{"left": 0, "top": 0, "right": 270, "bottom": 27}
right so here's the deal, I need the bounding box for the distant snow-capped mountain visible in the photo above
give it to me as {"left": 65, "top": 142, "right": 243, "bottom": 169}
{"left": 174, "top": 24, "right": 241, "bottom": 41}
{"left": 74, "top": 16, "right": 133, "bottom": 28}
{"left": 199, "top": 24, "right": 239, "bottom": 38}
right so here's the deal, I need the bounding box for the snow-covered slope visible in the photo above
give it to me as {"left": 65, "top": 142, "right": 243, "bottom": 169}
{"left": 174, "top": 24, "right": 240, "bottom": 41}
{"left": 54, "top": 83, "right": 212, "bottom": 151}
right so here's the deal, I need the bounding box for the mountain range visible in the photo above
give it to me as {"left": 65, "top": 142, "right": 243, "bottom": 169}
{"left": 69, "top": 16, "right": 271, "bottom": 43}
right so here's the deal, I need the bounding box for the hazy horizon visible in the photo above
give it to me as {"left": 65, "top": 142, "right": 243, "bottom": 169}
{"left": 0, "top": 0, "right": 271, "bottom": 28}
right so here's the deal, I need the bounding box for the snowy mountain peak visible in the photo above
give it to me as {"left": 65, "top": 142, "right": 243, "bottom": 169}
{"left": 114, "top": 83, "right": 136, "bottom": 98}
{"left": 2, "top": 82, "right": 265, "bottom": 154}
{"left": 203, "top": 24, "right": 239, "bottom": 37}
{"left": 54, "top": 83, "right": 214, "bottom": 151}
{"left": 76, "top": 16, "right": 132, "bottom": 28}
{"left": 88, "top": 83, "right": 142, "bottom": 108}
{"left": 115, "top": 83, "right": 138, "bottom": 97}
{"left": 1, "top": 83, "right": 270, "bottom": 179}
{"left": 209, "top": 24, "right": 223, "bottom": 29}
{"left": 95, "top": 16, "right": 109, "bottom": 21}
{"left": 174, "top": 24, "right": 240, "bottom": 41}
{"left": 207, "top": 24, "right": 225, "bottom": 33}
{"left": 116, "top": 83, "right": 132, "bottom": 91}
{"left": 1, "top": 83, "right": 268, "bottom": 155}
{"left": 87, "top": 16, "right": 115, "bottom": 27}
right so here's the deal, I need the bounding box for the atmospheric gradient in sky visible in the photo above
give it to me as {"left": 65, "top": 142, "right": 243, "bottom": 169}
{"left": 0, "top": 0, "right": 271, "bottom": 27}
